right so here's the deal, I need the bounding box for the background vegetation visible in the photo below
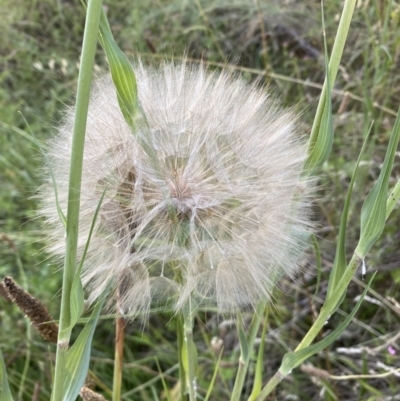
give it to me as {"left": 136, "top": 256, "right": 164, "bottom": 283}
{"left": 0, "top": 0, "right": 399, "bottom": 400}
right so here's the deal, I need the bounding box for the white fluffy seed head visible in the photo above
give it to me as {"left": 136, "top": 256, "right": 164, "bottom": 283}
{"left": 38, "top": 62, "right": 314, "bottom": 318}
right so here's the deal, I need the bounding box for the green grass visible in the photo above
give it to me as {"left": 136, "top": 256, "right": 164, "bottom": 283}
{"left": 1, "top": 0, "right": 400, "bottom": 400}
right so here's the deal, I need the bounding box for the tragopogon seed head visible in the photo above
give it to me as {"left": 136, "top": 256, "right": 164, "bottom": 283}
{"left": 38, "top": 62, "right": 313, "bottom": 317}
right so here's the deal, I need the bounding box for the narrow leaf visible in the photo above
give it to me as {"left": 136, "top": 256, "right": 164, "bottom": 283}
{"left": 326, "top": 123, "right": 373, "bottom": 306}
{"left": 62, "top": 298, "right": 105, "bottom": 401}
{"left": 311, "top": 234, "right": 322, "bottom": 299}
{"left": 280, "top": 273, "right": 376, "bottom": 375}
{"left": 154, "top": 358, "right": 172, "bottom": 401}
{"left": 69, "top": 276, "right": 85, "bottom": 333}
{"left": 306, "top": 98, "right": 333, "bottom": 170}
{"left": 69, "top": 187, "right": 107, "bottom": 330}
{"left": 306, "top": 4, "right": 334, "bottom": 170}
{"left": 307, "top": 0, "right": 357, "bottom": 151}
{"left": 356, "top": 107, "right": 400, "bottom": 257}
{"left": 0, "top": 351, "right": 14, "bottom": 401}
{"left": 236, "top": 317, "right": 249, "bottom": 363}
{"left": 98, "top": 9, "right": 139, "bottom": 128}
{"left": 248, "top": 308, "right": 269, "bottom": 401}
{"left": 204, "top": 349, "right": 223, "bottom": 401}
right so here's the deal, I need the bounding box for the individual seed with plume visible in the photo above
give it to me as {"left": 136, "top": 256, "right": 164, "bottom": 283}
{"left": 38, "top": 62, "right": 314, "bottom": 318}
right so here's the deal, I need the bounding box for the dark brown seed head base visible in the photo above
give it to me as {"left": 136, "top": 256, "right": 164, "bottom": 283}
{"left": 0, "top": 281, "right": 11, "bottom": 302}
{"left": 2, "top": 276, "right": 59, "bottom": 343}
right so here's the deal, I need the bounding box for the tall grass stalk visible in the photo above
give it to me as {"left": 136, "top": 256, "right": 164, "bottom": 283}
{"left": 51, "top": 0, "right": 103, "bottom": 399}
{"left": 112, "top": 314, "right": 125, "bottom": 401}
{"left": 176, "top": 315, "right": 187, "bottom": 400}
{"left": 307, "top": 0, "right": 356, "bottom": 153}
{"left": 181, "top": 309, "right": 197, "bottom": 401}
{"left": 231, "top": 301, "right": 267, "bottom": 401}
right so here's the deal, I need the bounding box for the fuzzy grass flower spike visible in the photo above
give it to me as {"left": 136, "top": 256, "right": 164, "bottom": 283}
{"left": 39, "top": 62, "right": 313, "bottom": 317}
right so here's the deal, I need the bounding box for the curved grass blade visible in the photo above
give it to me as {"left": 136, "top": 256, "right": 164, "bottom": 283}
{"left": 248, "top": 308, "right": 269, "bottom": 401}
{"left": 306, "top": 4, "right": 333, "bottom": 170}
{"left": 280, "top": 272, "right": 376, "bottom": 376}
{"left": 154, "top": 358, "right": 172, "bottom": 401}
{"left": 326, "top": 122, "right": 373, "bottom": 308}
{"left": 356, "top": 107, "right": 400, "bottom": 257}
{"left": 67, "top": 187, "right": 107, "bottom": 335}
{"left": 0, "top": 350, "right": 14, "bottom": 401}
{"left": 311, "top": 234, "right": 322, "bottom": 300}
{"left": 204, "top": 349, "right": 223, "bottom": 401}
{"left": 231, "top": 301, "right": 267, "bottom": 401}
{"left": 98, "top": 10, "right": 139, "bottom": 128}
{"left": 62, "top": 297, "right": 105, "bottom": 401}
{"left": 236, "top": 317, "right": 249, "bottom": 364}
{"left": 307, "top": 0, "right": 357, "bottom": 153}
{"left": 68, "top": 275, "right": 85, "bottom": 339}
{"left": 80, "top": 1, "right": 139, "bottom": 129}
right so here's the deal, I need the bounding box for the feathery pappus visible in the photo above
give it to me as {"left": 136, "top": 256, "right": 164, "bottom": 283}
{"left": 38, "top": 62, "right": 313, "bottom": 317}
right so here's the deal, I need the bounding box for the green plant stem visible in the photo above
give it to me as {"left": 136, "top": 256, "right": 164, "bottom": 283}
{"left": 296, "top": 253, "right": 362, "bottom": 351}
{"left": 307, "top": 0, "right": 357, "bottom": 153}
{"left": 254, "top": 370, "right": 283, "bottom": 401}
{"left": 254, "top": 253, "right": 362, "bottom": 401}
{"left": 51, "top": 0, "right": 103, "bottom": 399}
{"left": 182, "top": 310, "right": 197, "bottom": 401}
{"left": 112, "top": 314, "right": 125, "bottom": 401}
{"left": 177, "top": 314, "right": 187, "bottom": 400}
{"left": 248, "top": 307, "right": 269, "bottom": 401}
{"left": 231, "top": 300, "right": 267, "bottom": 401}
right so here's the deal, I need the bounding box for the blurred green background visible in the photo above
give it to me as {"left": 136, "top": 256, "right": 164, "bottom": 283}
{"left": 0, "top": 0, "right": 399, "bottom": 400}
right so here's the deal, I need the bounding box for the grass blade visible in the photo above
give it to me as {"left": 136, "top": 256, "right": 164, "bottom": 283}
{"left": 280, "top": 273, "right": 376, "bottom": 376}
{"left": 204, "top": 349, "right": 223, "bottom": 401}
{"left": 154, "top": 358, "right": 172, "bottom": 401}
{"left": 66, "top": 187, "right": 107, "bottom": 336}
{"left": 248, "top": 308, "right": 269, "bottom": 401}
{"left": 356, "top": 107, "right": 400, "bottom": 257}
{"left": 326, "top": 123, "right": 373, "bottom": 306}
{"left": 52, "top": 0, "right": 103, "bottom": 398}
{"left": 0, "top": 351, "right": 14, "bottom": 401}
{"left": 307, "top": 0, "right": 357, "bottom": 160}
{"left": 306, "top": 3, "right": 333, "bottom": 170}
{"left": 311, "top": 234, "right": 322, "bottom": 300}
{"left": 62, "top": 297, "right": 105, "bottom": 401}
{"left": 231, "top": 301, "right": 267, "bottom": 401}
{"left": 98, "top": 8, "right": 139, "bottom": 128}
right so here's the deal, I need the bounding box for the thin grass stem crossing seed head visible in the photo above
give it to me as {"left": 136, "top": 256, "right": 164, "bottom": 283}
{"left": 38, "top": 62, "right": 314, "bottom": 317}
